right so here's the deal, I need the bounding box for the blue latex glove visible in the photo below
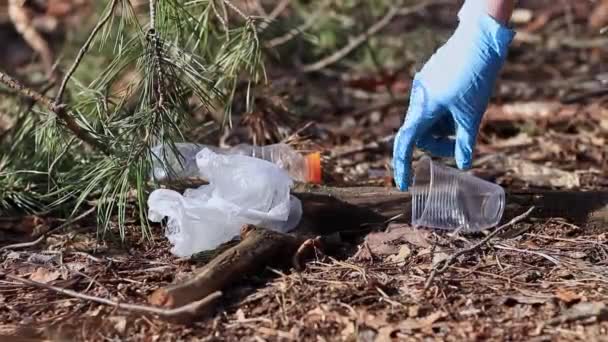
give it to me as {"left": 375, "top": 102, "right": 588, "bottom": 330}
{"left": 393, "top": 0, "right": 516, "bottom": 191}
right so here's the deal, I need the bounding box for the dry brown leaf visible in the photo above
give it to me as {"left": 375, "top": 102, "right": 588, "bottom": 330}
{"left": 29, "top": 267, "right": 61, "bottom": 284}
{"left": 589, "top": 0, "right": 608, "bottom": 30}
{"left": 386, "top": 224, "right": 431, "bottom": 248}
{"left": 373, "top": 311, "right": 445, "bottom": 341}
{"left": 555, "top": 289, "right": 581, "bottom": 304}
{"left": 359, "top": 225, "right": 430, "bottom": 261}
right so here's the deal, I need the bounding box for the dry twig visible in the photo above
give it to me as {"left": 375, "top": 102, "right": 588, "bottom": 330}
{"left": 300, "top": 6, "right": 398, "bottom": 72}
{"left": 265, "top": 0, "right": 332, "bottom": 48}
{"left": 423, "top": 207, "right": 535, "bottom": 293}
{"left": 5, "top": 274, "right": 222, "bottom": 321}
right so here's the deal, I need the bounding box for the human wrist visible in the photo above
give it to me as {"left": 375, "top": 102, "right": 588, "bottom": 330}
{"left": 454, "top": 1, "right": 516, "bottom": 58}
{"left": 486, "top": 0, "right": 515, "bottom": 25}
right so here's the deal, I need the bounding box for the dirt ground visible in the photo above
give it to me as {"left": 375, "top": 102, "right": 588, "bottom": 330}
{"left": 2, "top": 0, "right": 608, "bottom": 341}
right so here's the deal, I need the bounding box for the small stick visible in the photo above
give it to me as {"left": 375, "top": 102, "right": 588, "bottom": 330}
{"left": 265, "top": 0, "right": 331, "bottom": 48}
{"left": 300, "top": 6, "right": 399, "bottom": 72}
{"left": 422, "top": 207, "right": 535, "bottom": 293}
{"left": 5, "top": 274, "right": 221, "bottom": 321}
{"left": 0, "top": 207, "right": 96, "bottom": 251}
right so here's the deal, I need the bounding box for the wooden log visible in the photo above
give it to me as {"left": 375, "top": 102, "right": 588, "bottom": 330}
{"left": 149, "top": 224, "right": 307, "bottom": 308}
{"left": 292, "top": 184, "right": 608, "bottom": 230}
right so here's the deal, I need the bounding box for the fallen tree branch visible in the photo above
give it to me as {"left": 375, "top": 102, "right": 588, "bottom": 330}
{"left": 300, "top": 0, "right": 445, "bottom": 72}
{"left": 55, "top": 0, "right": 120, "bottom": 103}
{"left": 149, "top": 224, "right": 308, "bottom": 308}
{"left": 423, "top": 207, "right": 535, "bottom": 293}
{"left": 5, "top": 274, "right": 221, "bottom": 321}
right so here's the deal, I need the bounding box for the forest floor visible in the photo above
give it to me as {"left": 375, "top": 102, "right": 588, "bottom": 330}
{"left": 1, "top": 0, "right": 608, "bottom": 341}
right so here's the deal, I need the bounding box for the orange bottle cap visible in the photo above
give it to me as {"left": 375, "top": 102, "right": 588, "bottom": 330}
{"left": 305, "top": 152, "right": 322, "bottom": 184}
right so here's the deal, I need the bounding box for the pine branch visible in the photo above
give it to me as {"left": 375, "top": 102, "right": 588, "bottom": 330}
{"left": 0, "top": 71, "right": 110, "bottom": 155}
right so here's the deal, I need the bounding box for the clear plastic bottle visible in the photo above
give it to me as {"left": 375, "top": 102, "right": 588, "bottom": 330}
{"left": 151, "top": 143, "right": 321, "bottom": 184}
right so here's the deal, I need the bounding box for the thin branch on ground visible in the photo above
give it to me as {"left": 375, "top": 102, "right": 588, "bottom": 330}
{"left": 55, "top": 0, "right": 120, "bottom": 104}
{"left": 0, "top": 71, "right": 110, "bottom": 155}
{"left": 264, "top": 0, "right": 331, "bottom": 48}
{"left": 258, "top": 0, "right": 291, "bottom": 32}
{"left": 300, "top": 6, "right": 398, "bottom": 72}
{"left": 422, "top": 207, "right": 535, "bottom": 293}
{"left": 301, "top": 0, "right": 444, "bottom": 72}
{"left": 0, "top": 207, "right": 96, "bottom": 251}
{"left": 5, "top": 274, "right": 222, "bottom": 320}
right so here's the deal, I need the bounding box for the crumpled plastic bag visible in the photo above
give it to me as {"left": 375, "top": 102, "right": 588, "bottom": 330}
{"left": 148, "top": 148, "right": 302, "bottom": 257}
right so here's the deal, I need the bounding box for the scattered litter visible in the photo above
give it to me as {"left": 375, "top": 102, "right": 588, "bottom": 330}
{"left": 411, "top": 156, "right": 505, "bottom": 232}
{"left": 150, "top": 142, "right": 321, "bottom": 183}
{"left": 148, "top": 148, "right": 302, "bottom": 257}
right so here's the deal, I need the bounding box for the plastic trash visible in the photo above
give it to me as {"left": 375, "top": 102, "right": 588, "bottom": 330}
{"left": 410, "top": 156, "right": 505, "bottom": 232}
{"left": 147, "top": 148, "right": 303, "bottom": 257}
{"left": 150, "top": 142, "right": 322, "bottom": 184}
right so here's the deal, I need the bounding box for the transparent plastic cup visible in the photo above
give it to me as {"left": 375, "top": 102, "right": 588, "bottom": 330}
{"left": 411, "top": 156, "right": 505, "bottom": 232}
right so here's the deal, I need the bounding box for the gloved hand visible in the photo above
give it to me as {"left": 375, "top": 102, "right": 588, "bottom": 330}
{"left": 393, "top": 0, "right": 516, "bottom": 191}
